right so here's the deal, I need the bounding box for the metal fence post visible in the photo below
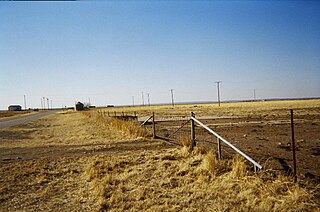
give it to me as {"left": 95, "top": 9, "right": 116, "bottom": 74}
{"left": 191, "top": 112, "right": 196, "bottom": 149}
{"left": 152, "top": 112, "right": 156, "bottom": 139}
{"left": 290, "top": 109, "right": 297, "bottom": 183}
{"left": 217, "top": 138, "right": 222, "bottom": 160}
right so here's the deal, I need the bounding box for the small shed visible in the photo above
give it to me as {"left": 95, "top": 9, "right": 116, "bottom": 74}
{"left": 75, "top": 102, "right": 84, "bottom": 111}
{"left": 8, "top": 105, "right": 22, "bottom": 111}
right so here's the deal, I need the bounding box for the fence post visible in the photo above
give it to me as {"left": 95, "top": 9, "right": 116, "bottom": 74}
{"left": 152, "top": 112, "right": 156, "bottom": 139}
{"left": 191, "top": 112, "right": 196, "bottom": 149}
{"left": 217, "top": 138, "right": 222, "bottom": 160}
{"left": 290, "top": 109, "right": 297, "bottom": 183}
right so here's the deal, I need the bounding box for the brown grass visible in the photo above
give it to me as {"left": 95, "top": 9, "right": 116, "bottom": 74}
{"left": 96, "top": 99, "right": 320, "bottom": 117}
{"left": 1, "top": 102, "right": 319, "bottom": 211}
{"left": 85, "top": 148, "right": 319, "bottom": 211}
{"left": 86, "top": 111, "right": 151, "bottom": 139}
{"left": 0, "top": 110, "right": 33, "bottom": 118}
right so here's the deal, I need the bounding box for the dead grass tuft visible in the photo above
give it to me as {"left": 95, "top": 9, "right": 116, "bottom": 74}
{"left": 192, "top": 146, "right": 207, "bottom": 155}
{"left": 85, "top": 112, "right": 150, "bottom": 139}
{"left": 228, "top": 154, "right": 248, "bottom": 179}
{"left": 85, "top": 148, "right": 319, "bottom": 211}
{"left": 180, "top": 145, "right": 192, "bottom": 157}
{"left": 107, "top": 118, "right": 150, "bottom": 139}
{"left": 179, "top": 135, "right": 191, "bottom": 147}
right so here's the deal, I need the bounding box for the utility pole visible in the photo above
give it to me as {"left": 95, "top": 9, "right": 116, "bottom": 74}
{"left": 132, "top": 96, "right": 135, "bottom": 107}
{"left": 43, "top": 97, "right": 46, "bottom": 110}
{"left": 142, "top": 92, "right": 145, "bottom": 106}
{"left": 147, "top": 93, "right": 150, "bottom": 106}
{"left": 253, "top": 89, "right": 256, "bottom": 101}
{"left": 41, "top": 98, "right": 43, "bottom": 110}
{"left": 215, "top": 81, "right": 222, "bottom": 106}
{"left": 47, "top": 98, "right": 49, "bottom": 110}
{"left": 23, "top": 95, "right": 27, "bottom": 110}
{"left": 170, "top": 89, "right": 175, "bottom": 107}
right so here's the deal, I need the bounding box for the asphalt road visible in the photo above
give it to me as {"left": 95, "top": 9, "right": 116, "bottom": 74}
{"left": 0, "top": 110, "right": 57, "bottom": 129}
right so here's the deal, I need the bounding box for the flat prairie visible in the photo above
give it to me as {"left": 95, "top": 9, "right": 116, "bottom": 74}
{"left": 0, "top": 99, "right": 319, "bottom": 211}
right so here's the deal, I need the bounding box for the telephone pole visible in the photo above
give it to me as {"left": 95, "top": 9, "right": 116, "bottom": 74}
{"left": 43, "top": 97, "right": 46, "bottom": 110}
{"left": 47, "top": 98, "right": 49, "bottom": 110}
{"left": 215, "top": 81, "right": 222, "bottom": 106}
{"left": 132, "top": 96, "right": 135, "bottom": 107}
{"left": 142, "top": 92, "right": 145, "bottom": 106}
{"left": 147, "top": 93, "right": 150, "bottom": 106}
{"left": 23, "top": 95, "right": 27, "bottom": 110}
{"left": 170, "top": 89, "right": 175, "bottom": 107}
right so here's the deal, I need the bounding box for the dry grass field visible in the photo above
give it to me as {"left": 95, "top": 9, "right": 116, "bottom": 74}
{"left": 0, "top": 110, "right": 34, "bottom": 119}
{"left": 99, "top": 99, "right": 320, "bottom": 117}
{"left": 0, "top": 99, "right": 319, "bottom": 211}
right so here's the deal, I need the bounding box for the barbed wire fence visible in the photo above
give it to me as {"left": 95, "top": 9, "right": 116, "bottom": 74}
{"left": 95, "top": 107, "right": 320, "bottom": 177}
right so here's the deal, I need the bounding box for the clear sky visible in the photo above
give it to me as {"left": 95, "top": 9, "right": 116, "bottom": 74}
{"left": 0, "top": 1, "right": 319, "bottom": 109}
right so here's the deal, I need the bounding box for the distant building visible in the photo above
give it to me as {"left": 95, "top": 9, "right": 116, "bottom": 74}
{"left": 75, "top": 102, "right": 84, "bottom": 111}
{"left": 8, "top": 105, "right": 22, "bottom": 111}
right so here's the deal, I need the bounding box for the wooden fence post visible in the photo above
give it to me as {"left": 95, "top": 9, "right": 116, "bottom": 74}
{"left": 191, "top": 112, "right": 196, "bottom": 149}
{"left": 152, "top": 112, "right": 156, "bottom": 139}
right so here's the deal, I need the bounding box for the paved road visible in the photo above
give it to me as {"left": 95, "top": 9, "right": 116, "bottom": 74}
{"left": 0, "top": 111, "right": 57, "bottom": 129}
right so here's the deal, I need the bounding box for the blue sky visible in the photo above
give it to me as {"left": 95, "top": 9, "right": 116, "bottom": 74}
{"left": 0, "top": 1, "right": 319, "bottom": 109}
